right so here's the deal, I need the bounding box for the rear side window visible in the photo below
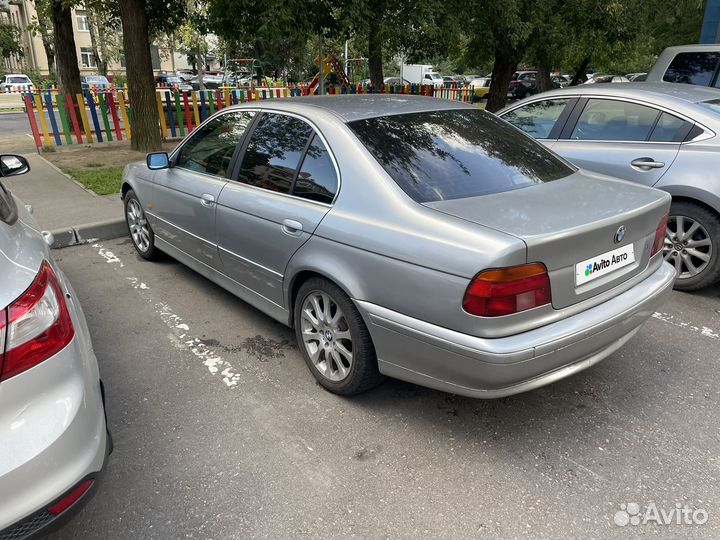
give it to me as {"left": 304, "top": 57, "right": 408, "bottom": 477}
{"left": 238, "top": 113, "right": 313, "bottom": 194}
{"left": 293, "top": 135, "right": 337, "bottom": 203}
{"left": 570, "top": 99, "right": 659, "bottom": 141}
{"left": 175, "top": 111, "right": 254, "bottom": 176}
{"left": 663, "top": 52, "right": 720, "bottom": 86}
{"left": 348, "top": 109, "right": 573, "bottom": 203}
{"left": 648, "top": 112, "right": 692, "bottom": 142}
{"left": 502, "top": 99, "right": 571, "bottom": 139}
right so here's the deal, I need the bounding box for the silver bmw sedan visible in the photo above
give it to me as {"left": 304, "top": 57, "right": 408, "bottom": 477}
{"left": 122, "top": 95, "right": 675, "bottom": 398}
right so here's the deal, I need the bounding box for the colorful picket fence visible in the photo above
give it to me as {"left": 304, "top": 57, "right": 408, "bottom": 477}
{"left": 23, "top": 83, "right": 471, "bottom": 149}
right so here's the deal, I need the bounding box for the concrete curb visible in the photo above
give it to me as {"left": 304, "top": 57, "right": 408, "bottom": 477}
{"left": 49, "top": 218, "right": 128, "bottom": 249}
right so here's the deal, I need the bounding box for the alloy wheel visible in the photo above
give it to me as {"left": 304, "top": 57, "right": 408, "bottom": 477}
{"left": 300, "top": 291, "right": 353, "bottom": 382}
{"left": 127, "top": 198, "right": 151, "bottom": 253}
{"left": 663, "top": 214, "right": 713, "bottom": 279}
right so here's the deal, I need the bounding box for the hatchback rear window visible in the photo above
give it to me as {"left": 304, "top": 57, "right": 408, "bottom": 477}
{"left": 348, "top": 109, "right": 573, "bottom": 203}
{"left": 663, "top": 52, "right": 720, "bottom": 86}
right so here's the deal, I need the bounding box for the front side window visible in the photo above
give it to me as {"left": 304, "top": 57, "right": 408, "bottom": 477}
{"left": 237, "top": 113, "right": 313, "bottom": 194}
{"left": 293, "top": 135, "right": 338, "bottom": 203}
{"left": 502, "top": 99, "right": 570, "bottom": 139}
{"left": 663, "top": 52, "right": 720, "bottom": 86}
{"left": 175, "top": 111, "right": 254, "bottom": 176}
{"left": 348, "top": 109, "right": 573, "bottom": 203}
{"left": 0, "top": 182, "right": 17, "bottom": 224}
{"left": 570, "top": 99, "right": 659, "bottom": 141}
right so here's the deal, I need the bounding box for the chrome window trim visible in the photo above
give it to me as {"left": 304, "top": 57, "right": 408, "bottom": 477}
{"left": 224, "top": 107, "right": 342, "bottom": 206}
{"left": 500, "top": 94, "right": 716, "bottom": 143}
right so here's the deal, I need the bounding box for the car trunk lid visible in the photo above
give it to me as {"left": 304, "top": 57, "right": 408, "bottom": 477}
{"left": 424, "top": 171, "right": 670, "bottom": 309}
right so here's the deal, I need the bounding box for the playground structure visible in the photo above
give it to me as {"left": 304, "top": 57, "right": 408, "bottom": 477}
{"left": 306, "top": 53, "right": 350, "bottom": 96}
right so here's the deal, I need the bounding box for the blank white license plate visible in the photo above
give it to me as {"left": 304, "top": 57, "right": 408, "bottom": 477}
{"left": 575, "top": 244, "right": 635, "bottom": 286}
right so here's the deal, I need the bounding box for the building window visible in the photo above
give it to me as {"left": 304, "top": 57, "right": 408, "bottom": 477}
{"left": 80, "top": 47, "right": 96, "bottom": 68}
{"left": 76, "top": 10, "right": 90, "bottom": 32}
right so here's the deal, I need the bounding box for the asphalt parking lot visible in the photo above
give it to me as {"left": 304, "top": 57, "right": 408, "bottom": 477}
{"left": 48, "top": 237, "right": 720, "bottom": 539}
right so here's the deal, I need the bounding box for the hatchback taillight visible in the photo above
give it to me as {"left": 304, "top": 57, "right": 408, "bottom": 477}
{"left": 463, "top": 263, "right": 552, "bottom": 317}
{"left": 651, "top": 214, "right": 669, "bottom": 257}
{"left": 1, "top": 261, "right": 75, "bottom": 381}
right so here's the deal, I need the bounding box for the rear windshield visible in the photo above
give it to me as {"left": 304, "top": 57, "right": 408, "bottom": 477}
{"left": 663, "top": 52, "right": 720, "bottom": 86}
{"left": 348, "top": 108, "right": 573, "bottom": 203}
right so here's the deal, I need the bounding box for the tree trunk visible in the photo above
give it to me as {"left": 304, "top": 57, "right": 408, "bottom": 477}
{"left": 367, "top": 13, "right": 384, "bottom": 87}
{"left": 120, "top": 0, "right": 162, "bottom": 152}
{"left": 485, "top": 49, "right": 517, "bottom": 113}
{"left": 570, "top": 57, "right": 590, "bottom": 86}
{"left": 535, "top": 64, "right": 553, "bottom": 93}
{"left": 36, "top": 11, "right": 55, "bottom": 74}
{"left": 51, "top": 0, "right": 81, "bottom": 95}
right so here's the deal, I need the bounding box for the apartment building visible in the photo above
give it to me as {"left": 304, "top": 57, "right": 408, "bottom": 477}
{"left": 1, "top": 0, "right": 211, "bottom": 77}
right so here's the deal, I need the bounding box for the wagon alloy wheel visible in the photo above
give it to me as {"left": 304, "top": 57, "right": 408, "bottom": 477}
{"left": 663, "top": 214, "right": 712, "bottom": 279}
{"left": 300, "top": 291, "right": 353, "bottom": 382}
{"left": 127, "top": 198, "right": 150, "bottom": 253}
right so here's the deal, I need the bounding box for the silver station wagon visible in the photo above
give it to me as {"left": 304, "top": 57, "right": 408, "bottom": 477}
{"left": 122, "top": 95, "right": 675, "bottom": 398}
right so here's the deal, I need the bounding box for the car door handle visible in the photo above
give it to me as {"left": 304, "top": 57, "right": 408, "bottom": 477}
{"left": 631, "top": 158, "right": 665, "bottom": 170}
{"left": 199, "top": 193, "right": 215, "bottom": 207}
{"left": 281, "top": 219, "right": 303, "bottom": 236}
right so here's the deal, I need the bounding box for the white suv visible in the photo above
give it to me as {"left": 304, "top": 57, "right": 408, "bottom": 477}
{"left": 1, "top": 74, "right": 34, "bottom": 93}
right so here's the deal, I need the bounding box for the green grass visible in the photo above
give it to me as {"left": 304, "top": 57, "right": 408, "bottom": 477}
{"left": 63, "top": 166, "right": 124, "bottom": 195}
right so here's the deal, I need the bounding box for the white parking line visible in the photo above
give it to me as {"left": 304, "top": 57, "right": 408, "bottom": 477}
{"left": 652, "top": 312, "right": 720, "bottom": 340}
{"left": 93, "top": 243, "right": 242, "bottom": 387}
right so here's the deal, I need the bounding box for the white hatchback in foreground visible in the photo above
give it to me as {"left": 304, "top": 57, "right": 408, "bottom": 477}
{"left": 0, "top": 154, "right": 109, "bottom": 539}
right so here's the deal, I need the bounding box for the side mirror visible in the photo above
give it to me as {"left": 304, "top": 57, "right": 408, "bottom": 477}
{"left": 147, "top": 152, "right": 170, "bottom": 170}
{"left": 0, "top": 154, "right": 30, "bottom": 177}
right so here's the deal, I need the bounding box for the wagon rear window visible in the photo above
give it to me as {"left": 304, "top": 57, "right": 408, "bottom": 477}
{"left": 348, "top": 109, "right": 573, "bottom": 203}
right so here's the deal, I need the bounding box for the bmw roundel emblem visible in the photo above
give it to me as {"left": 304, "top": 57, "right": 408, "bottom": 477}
{"left": 614, "top": 226, "right": 626, "bottom": 244}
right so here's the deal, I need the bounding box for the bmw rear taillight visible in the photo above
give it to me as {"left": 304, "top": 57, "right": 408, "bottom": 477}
{"left": 651, "top": 213, "right": 669, "bottom": 256}
{"left": 463, "top": 263, "right": 552, "bottom": 317}
{"left": 1, "top": 261, "right": 75, "bottom": 381}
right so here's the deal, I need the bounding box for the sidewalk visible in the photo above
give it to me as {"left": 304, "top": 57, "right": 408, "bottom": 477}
{"left": 3, "top": 153, "right": 126, "bottom": 247}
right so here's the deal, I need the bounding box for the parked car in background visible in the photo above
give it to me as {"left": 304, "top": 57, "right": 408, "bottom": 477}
{"left": 193, "top": 71, "right": 224, "bottom": 90}
{"left": 585, "top": 75, "right": 631, "bottom": 84}
{"left": 81, "top": 75, "right": 111, "bottom": 89}
{"left": 0, "top": 154, "right": 110, "bottom": 538}
{"left": 383, "top": 76, "right": 411, "bottom": 86}
{"left": 155, "top": 73, "right": 193, "bottom": 92}
{"left": 443, "top": 75, "right": 465, "bottom": 85}
{"left": 1, "top": 74, "right": 33, "bottom": 93}
{"left": 626, "top": 72, "right": 648, "bottom": 82}
{"left": 498, "top": 82, "right": 720, "bottom": 290}
{"left": 508, "top": 70, "right": 538, "bottom": 99}
{"left": 176, "top": 71, "right": 195, "bottom": 83}
{"left": 552, "top": 75, "right": 571, "bottom": 87}
{"left": 121, "top": 94, "right": 674, "bottom": 399}
{"left": 463, "top": 74, "right": 482, "bottom": 84}
{"left": 646, "top": 44, "right": 720, "bottom": 87}
{"left": 469, "top": 77, "right": 492, "bottom": 101}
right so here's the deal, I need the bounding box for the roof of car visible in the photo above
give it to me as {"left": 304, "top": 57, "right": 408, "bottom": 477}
{"left": 525, "top": 82, "right": 720, "bottom": 105}
{"left": 230, "top": 94, "right": 474, "bottom": 122}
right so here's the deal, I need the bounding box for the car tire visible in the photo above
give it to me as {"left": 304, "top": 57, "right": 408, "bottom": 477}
{"left": 124, "top": 189, "right": 160, "bottom": 261}
{"left": 665, "top": 201, "right": 720, "bottom": 291}
{"left": 294, "top": 277, "right": 384, "bottom": 396}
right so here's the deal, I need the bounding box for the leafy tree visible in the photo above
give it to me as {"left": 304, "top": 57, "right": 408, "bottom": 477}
{"left": 0, "top": 21, "right": 23, "bottom": 65}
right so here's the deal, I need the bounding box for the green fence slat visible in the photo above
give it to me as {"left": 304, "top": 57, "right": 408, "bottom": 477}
{"left": 55, "top": 94, "right": 73, "bottom": 145}
{"left": 207, "top": 90, "right": 215, "bottom": 115}
{"left": 175, "top": 90, "right": 185, "bottom": 137}
{"left": 98, "top": 93, "right": 113, "bottom": 142}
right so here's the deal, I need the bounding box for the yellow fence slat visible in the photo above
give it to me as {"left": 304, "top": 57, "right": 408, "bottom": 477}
{"left": 76, "top": 92, "right": 93, "bottom": 143}
{"left": 34, "top": 94, "right": 52, "bottom": 147}
{"left": 117, "top": 92, "right": 132, "bottom": 140}
{"left": 156, "top": 92, "right": 168, "bottom": 139}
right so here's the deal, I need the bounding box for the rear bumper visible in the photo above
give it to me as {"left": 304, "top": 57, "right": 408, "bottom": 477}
{"left": 358, "top": 261, "right": 675, "bottom": 398}
{"left": 0, "top": 336, "right": 108, "bottom": 536}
